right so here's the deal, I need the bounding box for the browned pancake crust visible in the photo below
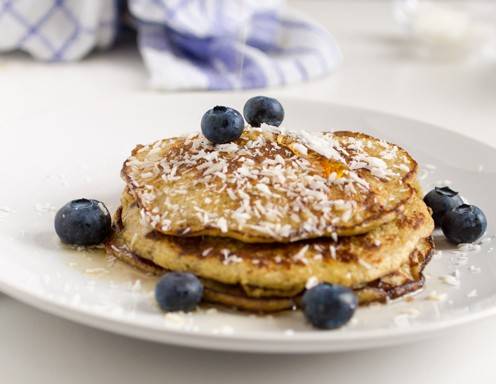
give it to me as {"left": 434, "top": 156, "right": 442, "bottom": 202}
{"left": 106, "top": 237, "right": 432, "bottom": 312}
{"left": 113, "top": 192, "right": 433, "bottom": 293}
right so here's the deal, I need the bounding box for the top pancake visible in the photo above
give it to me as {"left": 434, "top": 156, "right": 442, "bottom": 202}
{"left": 122, "top": 126, "right": 417, "bottom": 243}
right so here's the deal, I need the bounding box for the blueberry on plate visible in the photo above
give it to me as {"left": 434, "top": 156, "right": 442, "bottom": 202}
{"left": 201, "top": 106, "right": 245, "bottom": 144}
{"left": 54, "top": 199, "right": 112, "bottom": 246}
{"left": 155, "top": 272, "right": 204, "bottom": 312}
{"left": 423, "top": 186, "right": 463, "bottom": 226}
{"left": 243, "top": 96, "right": 284, "bottom": 127}
{"left": 301, "top": 283, "right": 357, "bottom": 330}
{"left": 441, "top": 204, "right": 487, "bottom": 244}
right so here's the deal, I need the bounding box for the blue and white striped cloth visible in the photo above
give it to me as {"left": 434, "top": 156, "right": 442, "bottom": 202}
{"left": 0, "top": 0, "right": 342, "bottom": 90}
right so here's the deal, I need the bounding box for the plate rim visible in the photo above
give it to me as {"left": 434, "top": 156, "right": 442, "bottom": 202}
{"left": 2, "top": 277, "right": 496, "bottom": 353}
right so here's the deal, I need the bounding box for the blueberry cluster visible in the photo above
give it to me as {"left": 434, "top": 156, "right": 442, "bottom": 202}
{"left": 201, "top": 96, "right": 284, "bottom": 144}
{"left": 424, "top": 186, "right": 487, "bottom": 244}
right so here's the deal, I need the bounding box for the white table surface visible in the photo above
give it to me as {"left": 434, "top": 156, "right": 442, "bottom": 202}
{"left": 1, "top": 1, "right": 496, "bottom": 383}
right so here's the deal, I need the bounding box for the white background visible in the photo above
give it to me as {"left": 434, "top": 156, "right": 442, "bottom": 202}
{"left": 1, "top": 1, "right": 496, "bottom": 383}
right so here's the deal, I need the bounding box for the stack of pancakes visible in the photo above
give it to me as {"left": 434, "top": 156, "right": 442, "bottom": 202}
{"left": 107, "top": 127, "right": 434, "bottom": 312}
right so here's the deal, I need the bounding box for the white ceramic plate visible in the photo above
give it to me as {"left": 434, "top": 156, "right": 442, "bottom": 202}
{"left": 1, "top": 96, "right": 495, "bottom": 353}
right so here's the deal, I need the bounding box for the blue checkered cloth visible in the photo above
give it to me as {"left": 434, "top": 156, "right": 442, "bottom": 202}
{"left": 0, "top": 0, "right": 341, "bottom": 90}
{"left": 0, "top": 0, "right": 119, "bottom": 61}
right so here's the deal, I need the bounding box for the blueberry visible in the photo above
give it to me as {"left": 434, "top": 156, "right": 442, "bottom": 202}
{"left": 424, "top": 186, "right": 463, "bottom": 226}
{"left": 54, "top": 199, "right": 111, "bottom": 246}
{"left": 201, "top": 106, "right": 244, "bottom": 144}
{"left": 155, "top": 272, "right": 204, "bottom": 312}
{"left": 441, "top": 204, "right": 487, "bottom": 244}
{"left": 243, "top": 96, "right": 284, "bottom": 127}
{"left": 301, "top": 283, "right": 357, "bottom": 330}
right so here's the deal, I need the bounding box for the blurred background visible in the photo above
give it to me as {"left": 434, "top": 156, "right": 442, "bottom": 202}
{"left": 1, "top": 0, "right": 495, "bottom": 144}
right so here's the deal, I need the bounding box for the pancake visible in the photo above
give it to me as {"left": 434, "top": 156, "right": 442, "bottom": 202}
{"left": 122, "top": 127, "right": 417, "bottom": 243}
{"left": 106, "top": 235, "right": 432, "bottom": 312}
{"left": 108, "top": 190, "right": 434, "bottom": 295}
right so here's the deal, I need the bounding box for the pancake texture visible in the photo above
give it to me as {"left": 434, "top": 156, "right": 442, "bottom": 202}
{"left": 123, "top": 127, "right": 417, "bottom": 243}
{"left": 109, "top": 190, "right": 433, "bottom": 295}
{"left": 107, "top": 232, "right": 432, "bottom": 312}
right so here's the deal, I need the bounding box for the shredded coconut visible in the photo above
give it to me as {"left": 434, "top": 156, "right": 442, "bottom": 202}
{"left": 125, "top": 126, "right": 411, "bottom": 242}
{"left": 425, "top": 291, "right": 447, "bottom": 302}
{"left": 305, "top": 276, "right": 319, "bottom": 289}
{"left": 293, "top": 245, "right": 309, "bottom": 264}
{"left": 467, "top": 289, "right": 478, "bottom": 298}
{"left": 439, "top": 274, "right": 460, "bottom": 287}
